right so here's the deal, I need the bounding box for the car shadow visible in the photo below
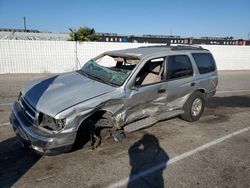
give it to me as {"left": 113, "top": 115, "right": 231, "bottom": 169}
{"left": 0, "top": 137, "right": 41, "bottom": 187}
{"left": 207, "top": 95, "right": 250, "bottom": 108}
{"left": 128, "top": 134, "right": 169, "bottom": 188}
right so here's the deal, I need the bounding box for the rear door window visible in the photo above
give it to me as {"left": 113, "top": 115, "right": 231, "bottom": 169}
{"left": 192, "top": 53, "right": 216, "bottom": 74}
{"left": 166, "top": 55, "right": 193, "bottom": 80}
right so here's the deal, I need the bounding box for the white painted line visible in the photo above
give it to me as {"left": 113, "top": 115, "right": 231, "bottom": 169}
{"left": 0, "top": 102, "right": 13, "bottom": 106}
{"left": 0, "top": 122, "right": 10, "bottom": 127}
{"left": 107, "top": 126, "right": 250, "bottom": 188}
{"left": 217, "top": 89, "right": 250, "bottom": 94}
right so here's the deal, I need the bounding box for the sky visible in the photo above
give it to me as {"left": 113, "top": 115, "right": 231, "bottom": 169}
{"left": 0, "top": 0, "right": 250, "bottom": 39}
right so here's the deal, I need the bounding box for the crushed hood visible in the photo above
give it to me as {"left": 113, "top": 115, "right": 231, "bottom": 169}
{"left": 22, "top": 71, "right": 115, "bottom": 117}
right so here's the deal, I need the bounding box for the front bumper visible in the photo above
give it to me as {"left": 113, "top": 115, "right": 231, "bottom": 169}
{"left": 10, "top": 101, "right": 77, "bottom": 155}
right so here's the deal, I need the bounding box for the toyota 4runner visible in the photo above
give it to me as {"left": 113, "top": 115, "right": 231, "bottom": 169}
{"left": 10, "top": 45, "right": 218, "bottom": 155}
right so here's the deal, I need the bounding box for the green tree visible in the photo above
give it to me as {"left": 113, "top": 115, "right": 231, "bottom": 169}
{"left": 69, "top": 27, "right": 99, "bottom": 41}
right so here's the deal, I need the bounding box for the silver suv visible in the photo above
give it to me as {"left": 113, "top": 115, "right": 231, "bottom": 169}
{"left": 10, "top": 45, "right": 218, "bottom": 155}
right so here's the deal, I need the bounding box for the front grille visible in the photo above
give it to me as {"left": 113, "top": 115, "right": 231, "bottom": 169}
{"left": 19, "top": 96, "right": 39, "bottom": 125}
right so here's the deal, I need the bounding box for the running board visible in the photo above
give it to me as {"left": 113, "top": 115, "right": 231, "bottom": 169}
{"left": 124, "top": 110, "right": 184, "bottom": 133}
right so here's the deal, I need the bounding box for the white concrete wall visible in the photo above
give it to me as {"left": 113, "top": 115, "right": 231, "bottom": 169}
{"left": 0, "top": 40, "right": 250, "bottom": 73}
{"left": 200, "top": 45, "right": 250, "bottom": 70}
{"left": 0, "top": 40, "right": 157, "bottom": 73}
{"left": 0, "top": 40, "right": 75, "bottom": 73}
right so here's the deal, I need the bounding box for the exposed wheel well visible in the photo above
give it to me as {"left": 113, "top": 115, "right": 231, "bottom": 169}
{"left": 195, "top": 89, "right": 206, "bottom": 99}
{"left": 76, "top": 110, "right": 114, "bottom": 129}
{"left": 72, "top": 110, "right": 114, "bottom": 151}
{"left": 87, "top": 110, "right": 111, "bottom": 120}
{"left": 197, "top": 89, "right": 205, "bottom": 94}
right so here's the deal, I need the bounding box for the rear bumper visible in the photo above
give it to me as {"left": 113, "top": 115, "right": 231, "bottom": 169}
{"left": 206, "top": 90, "right": 216, "bottom": 99}
{"left": 10, "top": 101, "right": 77, "bottom": 155}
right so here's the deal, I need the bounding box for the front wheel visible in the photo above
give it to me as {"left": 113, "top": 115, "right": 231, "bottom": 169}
{"left": 181, "top": 91, "right": 205, "bottom": 122}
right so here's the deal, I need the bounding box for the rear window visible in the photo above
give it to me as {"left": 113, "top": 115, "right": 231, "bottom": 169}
{"left": 192, "top": 53, "right": 216, "bottom": 74}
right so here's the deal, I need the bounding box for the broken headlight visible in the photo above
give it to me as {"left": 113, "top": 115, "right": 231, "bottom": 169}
{"left": 40, "top": 114, "right": 66, "bottom": 131}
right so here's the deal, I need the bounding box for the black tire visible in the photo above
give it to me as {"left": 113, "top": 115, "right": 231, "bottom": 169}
{"left": 181, "top": 91, "right": 205, "bottom": 122}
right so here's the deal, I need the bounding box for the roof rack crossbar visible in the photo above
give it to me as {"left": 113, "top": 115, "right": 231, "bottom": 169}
{"left": 138, "top": 44, "right": 208, "bottom": 51}
{"left": 139, "top": 44, "right": 169, "bottom": 48}
{"left": 170, "top": 45, "right": 208, "bottom": 51}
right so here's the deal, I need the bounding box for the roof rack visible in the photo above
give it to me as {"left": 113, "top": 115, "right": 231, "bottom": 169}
{"left": 139, "top": 44, "right": 208, "bottom": 51}
{"left": 170, "top": 45, "right": 208, "bottom": 51}
{"left": 139, "top": 44, "right": 170, "bottom": 48}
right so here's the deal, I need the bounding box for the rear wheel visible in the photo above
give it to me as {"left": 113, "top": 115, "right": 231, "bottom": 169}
{"left": 181, "top": 91, "right": 205, "bottom": 122}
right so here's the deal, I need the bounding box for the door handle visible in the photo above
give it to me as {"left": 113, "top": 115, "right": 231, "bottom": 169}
{"left": 158, "top": 89, "right": 166, "bottom": 93}
{"left": 191, "top": 82, "right": 196, "bottom": 87}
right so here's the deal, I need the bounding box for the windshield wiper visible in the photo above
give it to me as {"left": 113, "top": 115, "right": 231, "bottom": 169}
{"left": 77, "top": 69, "right": 90, "bottom": 78}
{"left": 89, "top": 74, "right": 118, "bottom": 87}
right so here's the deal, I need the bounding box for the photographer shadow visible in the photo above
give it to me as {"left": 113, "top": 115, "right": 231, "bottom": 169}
{"left": 128, "top": 134, "right": 169, "bottom": 188}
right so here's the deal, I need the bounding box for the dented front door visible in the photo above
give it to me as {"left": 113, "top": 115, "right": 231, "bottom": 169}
{"left": 123, "top": 82, "right": 168, "bottom": 124}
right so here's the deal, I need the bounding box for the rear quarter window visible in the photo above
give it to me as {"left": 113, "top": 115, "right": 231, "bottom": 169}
{"left": 166, "top": 55, "right": 193, "bottom": 80}
{"left": 192, "top": 53, "right": 216, "bottom": 74}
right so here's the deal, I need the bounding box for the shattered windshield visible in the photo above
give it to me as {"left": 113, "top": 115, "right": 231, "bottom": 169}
{"left": 80, "top": 55, "right": 139, "bottom": 86}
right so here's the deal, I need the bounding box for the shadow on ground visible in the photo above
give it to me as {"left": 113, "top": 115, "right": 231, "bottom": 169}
{"left": 128, "top": 134, "right": 169, "bottom": 188}
{"left": 0, "top": 137, "right": 41, "bottom": 187}
{"left": 200, "top": 95, "right": 250, "bottom": 124}
{"left": 207, "top": 95, "right": 250, "bottom": 108}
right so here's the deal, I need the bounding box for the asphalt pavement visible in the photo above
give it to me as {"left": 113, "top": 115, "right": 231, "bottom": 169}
{"left": 0, "top": 71, "right": 249, "bottom": 188}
